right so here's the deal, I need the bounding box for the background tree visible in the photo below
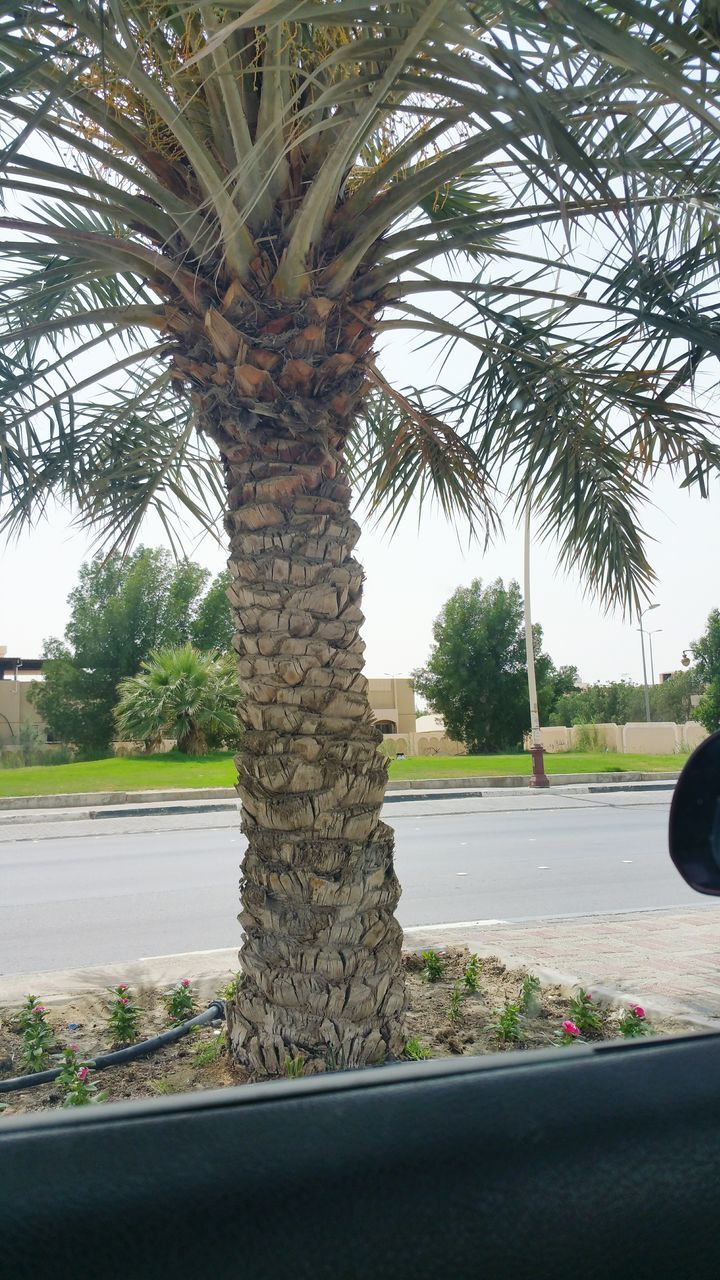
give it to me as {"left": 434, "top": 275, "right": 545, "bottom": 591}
{"left": 551, "top": 670, "right": 701, "bottom": 726}
{"left": 190, "top": 571, "right": 234, "bottom": 655}
{"left": 414, "top": 579, "right": 574, "bottom": 753}
{"left": 692, "top": 610, "right": 720, "bottom": 732}
{"left": 30, "top": 548, "right": 225, "bottom": 754}
{"left": 115, "top": 645, "right": 241, "bottom": 756}
{"left": 3, "top": 0, "right": 720, "bottom": 1073}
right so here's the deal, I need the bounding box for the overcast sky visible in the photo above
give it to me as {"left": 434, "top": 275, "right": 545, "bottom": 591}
{"left": 1, "top": 304, "right": 716, "bottom": 685}
{"left": 1, "top": 451, "right": 714, "bottom": 687}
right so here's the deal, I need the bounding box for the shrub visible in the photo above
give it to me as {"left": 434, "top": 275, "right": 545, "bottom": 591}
{"left": 284, "top": 1055, "right": 305, "bottom": 1078}
{"left": 19, "top": 1001, "right": 53, "bottom": 1073}
{"left": 463, "top": 954, "right": 482, "bottom": 993}
{"left": 404, "top": 1038, "right": 432, "bottom": 1060}
{"left": 107, "top": 984, "right": 142, "bottom": 1046}
{"left": 495, "top": 1001, "right": 522, "bottom": 1044}
{"left": 218, "top": 972, "right": 242, "bottom": 1001}
{"left": 566, "top": 989, "right": 603, "bottom": 1037}
{"left": 573, "top": 723, "right": 602, "bottom": 753}
{"left": 448, "top": 982, "right": 463, "bottom": 1022}
{"left": 618, "top": 1003, "right": 650, "bottom": 1038}
{"left": 421, "top": 949, "right": 445, "bottom": 982}
{"left": 58, "top": 1045, "right": 104, "bottom": 1107}
{"left": 163, "top": 978, "right": 196, "bottom": 1025}
{"left": 520, "top": 973, "right": 541, "bottom": 1014}
{"left": 194, "top": 1031, "right": 226, "bottom": 1067}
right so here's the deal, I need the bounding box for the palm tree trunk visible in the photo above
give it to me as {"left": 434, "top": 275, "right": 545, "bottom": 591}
{"left": 209, "top": 400, "right": 407, "bottom": 1076}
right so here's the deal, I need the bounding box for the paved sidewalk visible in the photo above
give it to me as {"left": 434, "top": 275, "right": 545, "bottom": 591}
{"left": 406, "top": 905, "right": 720, "bottom": 1026}
{"left": 4, "top": 904, "right": 719, "bottom": 1028}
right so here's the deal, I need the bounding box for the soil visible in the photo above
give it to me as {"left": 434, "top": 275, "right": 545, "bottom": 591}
{"left": 0, "top": 948, "right": 688, "bottom": 1117}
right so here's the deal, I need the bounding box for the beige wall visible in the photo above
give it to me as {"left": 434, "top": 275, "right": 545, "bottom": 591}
{"left": 382, "top": 730, "right": 467, "bottom": 759}
{"left": 367, "top": 677, "right": 416, "bottom": 735}
{"left": 0, "top": 679, "right": 47, "bottom": 748}
{"left": 531, "top": 721, "right": 708, "bottom": 756}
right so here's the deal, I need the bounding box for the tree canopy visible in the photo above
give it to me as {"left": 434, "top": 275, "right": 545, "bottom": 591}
{"left": 414, "top": 578, "right": 577, "bottom": 753}
{"left": 692, "top": 609, "right": 720, "bottom": 731}
{"left": 29, "top": 548, "right": 233, "bottom": 753}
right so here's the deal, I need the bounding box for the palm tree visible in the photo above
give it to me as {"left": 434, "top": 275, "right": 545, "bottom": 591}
{"left": 1, "top": 0, "right": 720, "bottom": 1074}
{"left": 116, "top": 644, "right": 242, "bottom": 755}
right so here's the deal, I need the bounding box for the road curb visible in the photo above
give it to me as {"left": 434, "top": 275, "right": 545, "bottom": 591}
{"left": 3, "top": 919, "right": 715, "bottom": 1030}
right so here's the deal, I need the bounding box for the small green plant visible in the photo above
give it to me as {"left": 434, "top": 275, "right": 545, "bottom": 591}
{"left": 421, "top": 949, "right": 445, "bottom": 982}
{"left": 448, "top": 982, "right": 463, "bottom": 1023}
{"left": 150, "top": 1079, "right": 181, "bottom": 1096}
{"left": 284, "top": 1055, "right": 305, "bottom": 1078}
{"left": 520, "top": 973, "right": 541, "bottom": 1013}
{"left": 495, "top": 1001, "right": 522, "bottom": 1044}
{"left": 573, "top": 723, "right": 602, "bottom": 753}
{"left": 163, "top": 977, "right": 196, "bottom": 1025}
{"left": 618, "top": 1003, "right": 650, "bottom": 1038}
{"left": 463, "top": 954, "right": 482, "bottom": 993}
{"left": 106, "top": 983, "right": 141, "bottom": 1046}
{"left": 404, "top": 1038, "right": 432, "bottom": 1060}
{"left": 566, "top": 989, "right": 603, "bottom": 1037}
{"left": 218, "top": 972, "right": 242, "bottom": 1001}
{"left": 16, "top": 993, "right": 41, "bottom": 1034}
{"left": 194, "top": 1030, "right": 226, "bottom": 1067}
{"left": 20, "top": 1001, "right": 53, "bottom": 1073}
{"left": 57, "top": 1045, "right": 104, "bottom": 1107}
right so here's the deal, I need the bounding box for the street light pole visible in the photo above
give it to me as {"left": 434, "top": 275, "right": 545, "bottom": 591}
{"left": 637, "top": 604, "right": 659, "bottom": 723}
{"left": 646, "top": 629, "right": 662, "bottom": 687}
{"left": 524, "top": 504, "right": 550, "bottom": 789}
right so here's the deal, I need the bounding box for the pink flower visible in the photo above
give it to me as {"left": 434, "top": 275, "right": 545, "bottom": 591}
{"left": 119, "top": 997, "right": 129, "bottom": 1005}
{"left": 630, "top": 1004, "right": 646, "bottom": 1019}
{"left": 562, "top": 1020, "right": 580, "bottom": 1037}
{"left": 32, "top": 1004, "right": 45, "bottom": 1014}
{"left": 584, "top": 993, "right": 592, "bottom": 1001}
{"left": 69, "top": 1043, "right": 79, "bottom": 1052}
{"left": 117, "top": 983, "right": 129, "bottom": 992}
{"left": 181, "top": 979, "right": 190, "bottom": 988}
{"left": 77, "top": 1066, "right": 89, "bottom": 1082}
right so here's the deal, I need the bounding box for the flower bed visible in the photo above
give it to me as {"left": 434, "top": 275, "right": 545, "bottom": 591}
{"left": 0, "top": 949, "right": 687, "bottom": 1116}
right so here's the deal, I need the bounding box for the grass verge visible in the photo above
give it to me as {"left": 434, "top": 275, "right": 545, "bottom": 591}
{"left": 0, "top": 748, "right": 684, "bottom": 797}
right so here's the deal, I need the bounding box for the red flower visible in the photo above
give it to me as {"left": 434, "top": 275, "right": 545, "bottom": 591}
{"left": 181, "top": 979, "right": 190, "bottom": 988}
{"left": 562, "top": 1020, "right": 580, "bottom": 1037}
{"left": 77, "top": 1066, "right": 89, "bottom": 1082}
{"left": 630, "top": 1004, "right": 646, "bottom": 1020}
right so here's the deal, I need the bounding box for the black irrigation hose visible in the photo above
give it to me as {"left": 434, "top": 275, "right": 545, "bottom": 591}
{"left": 0, "top": 999, "right": 226, "bottom": 1095}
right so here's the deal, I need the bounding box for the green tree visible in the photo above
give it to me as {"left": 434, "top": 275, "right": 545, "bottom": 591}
{"left": 414, "top": 579, "right": 568, "bottom": 753}
{"left": 115, "top": 645, "right": 241, "bottom": 755}
{"left": 550, "top": 682, "right": 645, "bottom": 727}
{"left": 190, "top": 571, "right": 234, "bottom": 655}
{"left": 30, "top": 548, "right": 210, "bottom": 754}
{"left": 3, "top": 2, "right": 720, "bottom": 1074}
{"left": 692, "top": 610, "right": 720, "bottom": 732}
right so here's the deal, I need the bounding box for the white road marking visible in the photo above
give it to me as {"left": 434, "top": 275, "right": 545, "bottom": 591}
{"left": 456, "top": 872, "right": 468, "bottom": 877}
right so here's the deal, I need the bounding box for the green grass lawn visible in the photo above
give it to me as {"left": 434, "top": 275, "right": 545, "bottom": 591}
{"left": 0, "top": 748, "right": 685, "bottom": 797}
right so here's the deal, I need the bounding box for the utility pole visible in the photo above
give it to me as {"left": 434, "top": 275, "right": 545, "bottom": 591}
{"left": 524, "top": 504, "right": 550, "bottom": 789}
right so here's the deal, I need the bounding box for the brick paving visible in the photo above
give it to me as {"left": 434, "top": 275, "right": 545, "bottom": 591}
{"left": 405, "top": 904, "right": 720, "bottom": 1026}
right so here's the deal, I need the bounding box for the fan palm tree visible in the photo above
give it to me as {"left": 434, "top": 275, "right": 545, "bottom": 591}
{"left": 116, "top": 644, "right": 242, "bottom": 754}
{"left": 1, "top": 0, "right": 720, "bottom": 1074}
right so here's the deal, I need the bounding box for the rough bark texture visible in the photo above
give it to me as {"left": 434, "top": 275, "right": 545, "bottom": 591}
{"left": 180, "top": 292, "right": 407, "bottom": 1075}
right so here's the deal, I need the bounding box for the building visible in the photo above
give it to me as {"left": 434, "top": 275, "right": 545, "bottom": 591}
{"left": 366, "top": 677, "right": 416, "bottom": 735}
{"left": 0, "top": 647, "right": 48, "bottom": 749}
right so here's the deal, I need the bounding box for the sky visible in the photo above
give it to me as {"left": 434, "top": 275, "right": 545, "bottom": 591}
{"left": 1, "top": 453, "right": 714, "bottom": 688}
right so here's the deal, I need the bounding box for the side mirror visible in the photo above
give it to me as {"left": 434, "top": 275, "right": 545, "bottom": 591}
{"left": 669, "top": 729, "right": 720, "bottom": 895}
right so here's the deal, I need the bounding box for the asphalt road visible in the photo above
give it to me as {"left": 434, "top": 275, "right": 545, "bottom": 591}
{"left": 0, "top": 794, "right": 706, "bottom": 976}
